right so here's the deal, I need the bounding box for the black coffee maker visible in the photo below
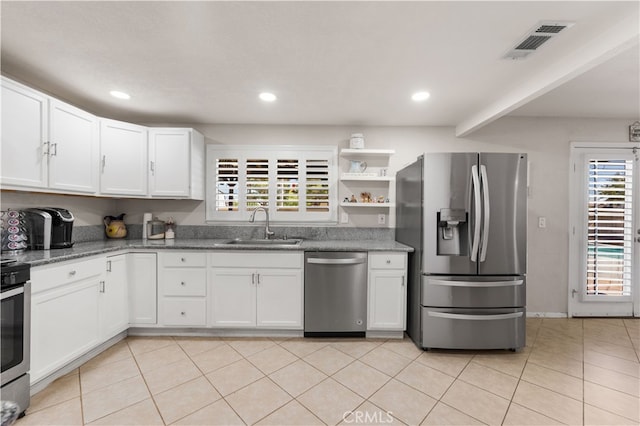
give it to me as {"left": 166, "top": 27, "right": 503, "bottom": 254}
{"left": 23, "top": 207, "right": 74, "bottom": 249}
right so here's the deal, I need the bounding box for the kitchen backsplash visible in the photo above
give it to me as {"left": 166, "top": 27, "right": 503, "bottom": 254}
{"left": 75, "top": 224, "right": 395, "bottom": 242}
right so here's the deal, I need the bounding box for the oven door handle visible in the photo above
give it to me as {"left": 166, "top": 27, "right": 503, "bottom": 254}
{"left": 307, "top": 258, "right": 366, "bottom": 265}
{"left": 1, "top": 286, "right": 24, "bottom": 300}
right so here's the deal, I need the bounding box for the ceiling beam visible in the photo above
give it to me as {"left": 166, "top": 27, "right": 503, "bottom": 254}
{"left": 455, "top": 13, "right": 640, "bottom": 138}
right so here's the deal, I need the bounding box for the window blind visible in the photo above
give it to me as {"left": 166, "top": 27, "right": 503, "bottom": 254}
{"left": 586, "top": 159, "right": 633, "bottom": 296}
{"left": 215, "top": 158, "right": 239, "bottom": 212}
{"left": 207, "top": 146, "right": 337, "bottom": 223}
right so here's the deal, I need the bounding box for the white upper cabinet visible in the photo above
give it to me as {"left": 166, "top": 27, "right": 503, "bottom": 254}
{"left": 2, "top": 77, "right": 203, "bottom": 199}
{"left": 48, "top": 99, "right": 99, "bottom": 193}
{"left": 1, "top": 77, "right": 49, "bottom": 189}
{"left": 149, "top": 128, "right": 204, "bottom": 199}
{"left": 99, "top": 119, "right": 148, "bottom": 196}
{"left": 1, "top": 77, "right": 99, "bottom": 194}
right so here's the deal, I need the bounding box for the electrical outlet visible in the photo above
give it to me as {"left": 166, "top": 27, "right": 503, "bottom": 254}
{"left": 340, "top": 212, "right": 349, "bottom": 224}
{"left": 378, "top": 214, "right": 386, "bottom": 225}
{"left": 538, "top": 217, "right": 546, "bottom": 228}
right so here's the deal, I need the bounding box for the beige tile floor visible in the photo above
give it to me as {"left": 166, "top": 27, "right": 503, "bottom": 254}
{"left": 17, "top": 318, "right": 640, "bottom": 426}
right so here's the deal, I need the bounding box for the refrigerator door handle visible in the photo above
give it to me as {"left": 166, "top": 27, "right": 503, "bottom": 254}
{"left": 479, "top": 164, "right": 490, "bottom": 262}
{"left": 470, "top": 165, "right": 481, "bottom": 262}
{"left": 427, "top": 311, "right": 523, "bottom": 321}
{"left": 428, "top": 279, "right": 524, "bottom": 287}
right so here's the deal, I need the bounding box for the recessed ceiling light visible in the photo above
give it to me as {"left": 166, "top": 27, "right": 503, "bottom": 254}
{"left": 110, "top": 90, "right": 130, "bottom": 100}
{"left": 259, "top": 92, "right": 277, "bottom": 102}
{"left": 411, "top": 91, "right": 430, "bottom": 102}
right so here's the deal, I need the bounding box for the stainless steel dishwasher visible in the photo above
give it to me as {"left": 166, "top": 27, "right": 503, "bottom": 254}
{"left": 304, "top": 252, "right": 367, "bottom": 337}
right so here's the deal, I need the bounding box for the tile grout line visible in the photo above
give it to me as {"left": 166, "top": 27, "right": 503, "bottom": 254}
{"left": 127, "top": 336, "right": 177, "bottom": 426}
{"left": 177, "top": 340, "right": 249, "bottom": 425}
{"left": 507, "top": 321, "right": 541, "bottom": 425}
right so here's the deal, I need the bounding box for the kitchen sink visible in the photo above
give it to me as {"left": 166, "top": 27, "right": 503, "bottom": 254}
{"left": 220, "top": 238, "right": 303, "bottom": 247}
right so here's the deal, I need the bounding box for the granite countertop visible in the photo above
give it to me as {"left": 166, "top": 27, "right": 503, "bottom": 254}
{"left": 4, "top": 238, "right": 413, "bottom": 267}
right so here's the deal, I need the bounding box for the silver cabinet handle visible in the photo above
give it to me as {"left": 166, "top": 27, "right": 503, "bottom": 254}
{"left": 307, "top": 258, "right": 366, "bottom": 265}
{"left": 401, "top": 276, "right": 405, "bottom": 287}
{"left": 427, "top": 311, "right": 523, "bottom": 321}
{"left": 69, "top": 270, "right": 77, "bottom": 276}
{"left": 251, "top": 273, "right": 256, "bottom": 285}
{"left": 150, "top": 161, "right": 155, "bottom": 175}
{"left": 106, "top": 260, "right": 112, "bottom": 272}
{"left": 99, "top": 281, "right": 105, "bottom": 293}
{"left": 428, "top": 279, "right": 524, "bottom": 288}
{"left": 257, "top": 273, "right": 260, "bottom": 285}
{"left": 50, "top": 143, "right": 58, "bottom": 156}
{"left": 1, "top": 286, "right": 24, "bottom": 300}
{"left": 43, "top": 141, "right": 50, "bottom": 156}
{"left": 101, "top": 155, "right": 106, "bottom": 172}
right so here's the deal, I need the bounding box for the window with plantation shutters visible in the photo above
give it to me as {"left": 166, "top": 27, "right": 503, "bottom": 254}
{"left": 206, "top": 145, "right": 337, "bottom": 223}
{"left": 215, "top": 158, "right": 239, "bottom": 212}
{"left": 306, "top": 159, "right": 330, "bottom": 212}
{"left": 277, "top": 159, "right": 299, "bottom": 212}
{"left": 586, "top": 159, "right": 633, "bottom": 297}
{"left": 569, "top": 144, "right": 638, "bottom": 318}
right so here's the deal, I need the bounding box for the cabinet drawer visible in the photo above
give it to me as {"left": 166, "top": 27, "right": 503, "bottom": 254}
{"left": 369, "top": 253, "right": 406, "bottom": 270}
{"left": 161, "top": 269, "right": 206, "bottom": 296}
{"left": 210, "top": 251, "right": 303, "bottom": 269}
{"left": 31, "top": 257, "right": 105, "bottom": 294}
{"left": 160, "top": 252, "right": 206, "bottom": 268}
{"left": 162, "top": 298, "right": 206, "bottom": 326}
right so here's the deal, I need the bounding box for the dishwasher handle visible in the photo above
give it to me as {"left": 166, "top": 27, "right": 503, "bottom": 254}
{"left": 307, "top": 258, "right": 366, "bottom": 265}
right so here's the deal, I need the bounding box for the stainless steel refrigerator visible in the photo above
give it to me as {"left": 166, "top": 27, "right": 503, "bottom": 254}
{"left": 396, "top": 153, "right": 527, "bottom": 350}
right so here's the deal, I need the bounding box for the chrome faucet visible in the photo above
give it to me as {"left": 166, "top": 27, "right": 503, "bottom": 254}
{"left": 249, "top": 206, "right": 275, "bottom": 239}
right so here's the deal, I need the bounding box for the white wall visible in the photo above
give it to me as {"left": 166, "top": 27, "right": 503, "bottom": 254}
{"left": 1, "top": 117, "right": 631, "bottom": 314}
{"left": 0, "top": 191, "right": 116, "bottom": 226}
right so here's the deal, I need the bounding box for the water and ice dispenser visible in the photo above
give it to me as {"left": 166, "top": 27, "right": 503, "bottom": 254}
{"left": 436, "top": 208, "right": 468, "bottom": 256}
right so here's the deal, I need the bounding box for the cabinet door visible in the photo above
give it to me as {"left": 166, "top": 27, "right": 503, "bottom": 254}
{"left": 100, "top": 119, "right": 148, "bottom": 196}
{"left": 368, "top": 270, "right": 406, "bottom": 330}
{"left": 210, "top": 268, "right": 255, "bottom": 327}
{"left": 101, "top": 254, "right": 129, "bottom": 339}
{"left": 256, "top": 269, "right": 303, "bottom": 329}
{"left": 30, "top": 276, "right": 101, "bottom": 383}
{"left": 128, "top": 252, "right": 157, "bottom": 325}
{"left": 1, "top": 78, "right": 48, "bottom": 188}
{"left": 149, "top": 128, "right": 190, "bottom": 198}
{"left": 48, "top": 99, "right": 99, "bottom": 193}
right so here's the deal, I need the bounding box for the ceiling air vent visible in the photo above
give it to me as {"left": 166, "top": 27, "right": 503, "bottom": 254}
{"left": 503, "top": 21, "right": 575, "bottom": 60}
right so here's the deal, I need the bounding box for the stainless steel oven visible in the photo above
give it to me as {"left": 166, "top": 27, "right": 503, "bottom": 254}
{"left": 1, "top": 260, "right": 31, "bottom": 416}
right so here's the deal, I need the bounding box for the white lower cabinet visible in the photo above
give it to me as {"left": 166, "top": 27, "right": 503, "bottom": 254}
{"left": 367, "top": 252, "right": 407, "bottom": 331}
{"left": 158, "top": 252, "right": 207, "bottom": 326}
{"left": 256, "top": 269, "right": 303, "bottom": 328}
{"left": 210, "top": 252, "right": 303, "bottom": 329}
{"left": 209, "top": 268, "right": 255, "bottom": 327}
{"left": 128, "top": 252, "right": 158, "bottom": 325}
{"left": 101, "top": 254, "right": 129, "bottom": 339}
{"left": 30, "top": 257, "right": 105, "bottom": 383}
{"left": 29, "top": 248, "right": 408, "bottom": 384}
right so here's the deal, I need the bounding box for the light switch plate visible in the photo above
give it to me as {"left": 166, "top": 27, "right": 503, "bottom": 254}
{"left": 538, "top": 217, "right": 546, "bottom": 228}
{"left": 378, "top": 214, "right": 386, "bottom": 225}
{"left": 340, "top": 212, "right": 349, "bottom": 224}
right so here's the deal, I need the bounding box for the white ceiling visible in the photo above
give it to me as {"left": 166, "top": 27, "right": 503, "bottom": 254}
{"left": 1, "top": 1, "right": 638, "bottom": 136}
